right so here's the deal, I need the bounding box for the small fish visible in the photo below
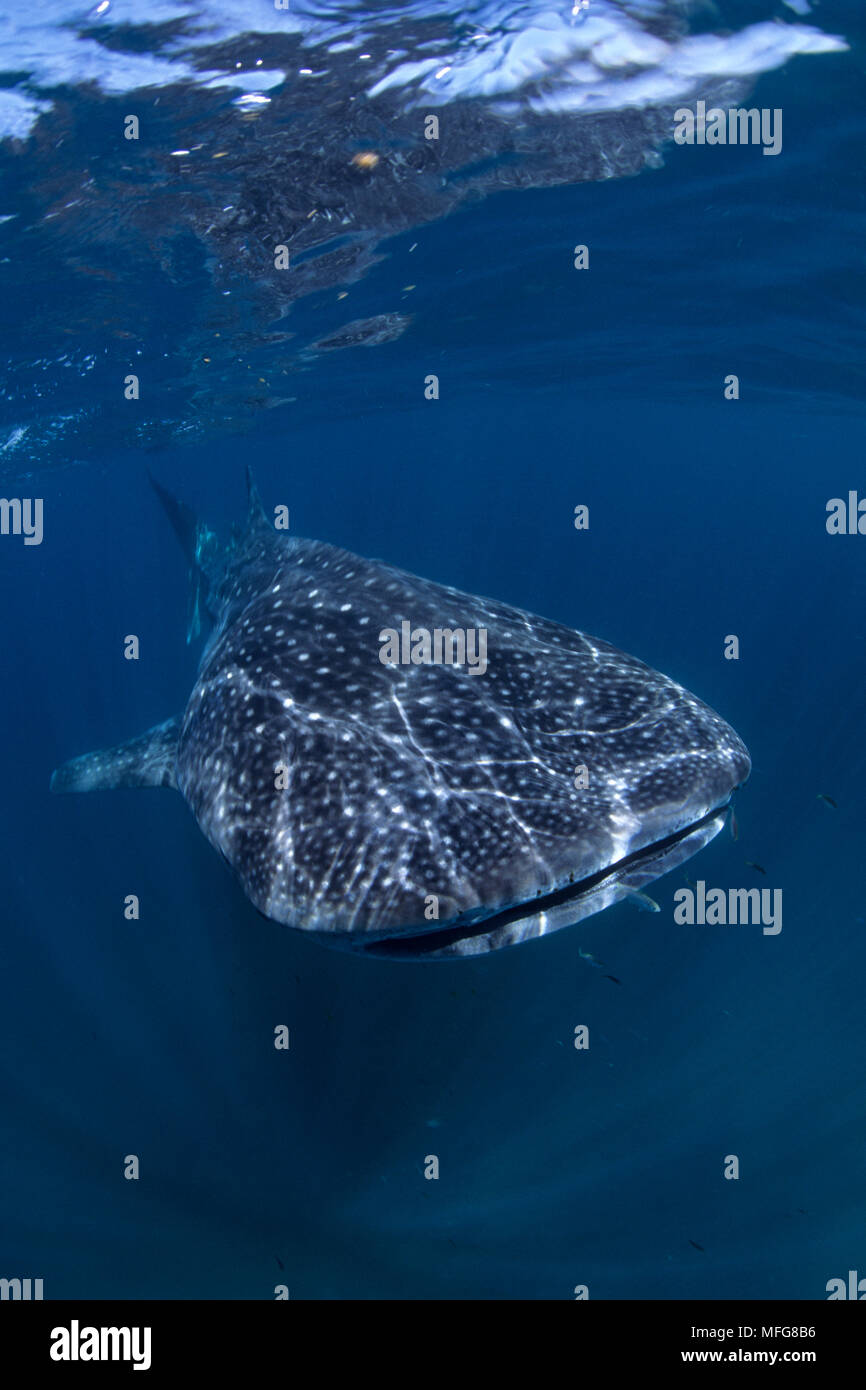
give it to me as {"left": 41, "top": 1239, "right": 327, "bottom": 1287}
{"left": 745, "top": 861, "right": 767, "bottom": 875}
{"left": 817, "top": 793, "right": 837, "bottom": 808}
{"left": 0, "top": 426, "right": 27, "bottom": 452}
{"left": 75, "top": 263, "right": 118, "bottom": 281}
{"left": 578, "top": 947, "right": 605, "bottom": 969}
{"left": 603, "top": 975, "right": 622, "bottom": 985}
{"left": 729, "top": 807, "right": 739, "bottom": 841}
{"left": 310, "top": 312, "right": 411, "bottom": 351}
{"left": 626, "top": 888, "right": 660, "bottom": 912}
{"left": 689, "top": 1240, "right": 705, "bottom": 1252}
{"left": 275, "top": 1256, "right": 284, "bottom": 1270}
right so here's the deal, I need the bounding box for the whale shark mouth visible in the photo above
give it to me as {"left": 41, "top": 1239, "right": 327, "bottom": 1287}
{"left": 323, "top": 800, "right": 732, "bottom": 960}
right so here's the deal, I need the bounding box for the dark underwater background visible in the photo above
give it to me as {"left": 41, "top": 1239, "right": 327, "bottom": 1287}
{"left": 1, "top": 0, "right": 864, "bottom": 1299}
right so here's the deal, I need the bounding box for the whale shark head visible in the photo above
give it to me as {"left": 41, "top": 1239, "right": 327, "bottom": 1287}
{"left": 51, "top": 480, "right": 750, "bottom": 959}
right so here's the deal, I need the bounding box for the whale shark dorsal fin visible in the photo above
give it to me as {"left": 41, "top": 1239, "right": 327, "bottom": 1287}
{"left": 246, "top": 464, "right": 268, "bottom": 531}
{"left": 149, "top": 472, "right": 198, "bottom": 567}
{"left": 149, "top": 472, "right": 221, "bottom": 644}
{"left": 50, "top": 717, "right": 181, "bottom": 794}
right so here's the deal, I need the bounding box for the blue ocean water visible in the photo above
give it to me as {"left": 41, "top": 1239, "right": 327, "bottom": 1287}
{"left": 1, "top": 0, "right": 864, "bottom": 1299}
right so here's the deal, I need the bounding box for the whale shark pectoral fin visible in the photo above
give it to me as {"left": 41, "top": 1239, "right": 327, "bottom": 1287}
{"left": 50, "top": 717, "right": 181, "bottom": 794}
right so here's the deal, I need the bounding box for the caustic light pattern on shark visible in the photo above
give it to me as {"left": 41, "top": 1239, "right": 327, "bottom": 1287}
{"left": 51, "top": 476, "right": 750, "bottom": 959}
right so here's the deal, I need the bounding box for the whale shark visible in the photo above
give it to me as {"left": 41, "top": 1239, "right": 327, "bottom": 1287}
{"left": 51, "top": 476, "right": 750, "bottom": 959}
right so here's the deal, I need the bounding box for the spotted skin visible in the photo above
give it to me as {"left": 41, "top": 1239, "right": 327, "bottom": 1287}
{"left": 52, "top": 508, "right": 750, "bottom": 958}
